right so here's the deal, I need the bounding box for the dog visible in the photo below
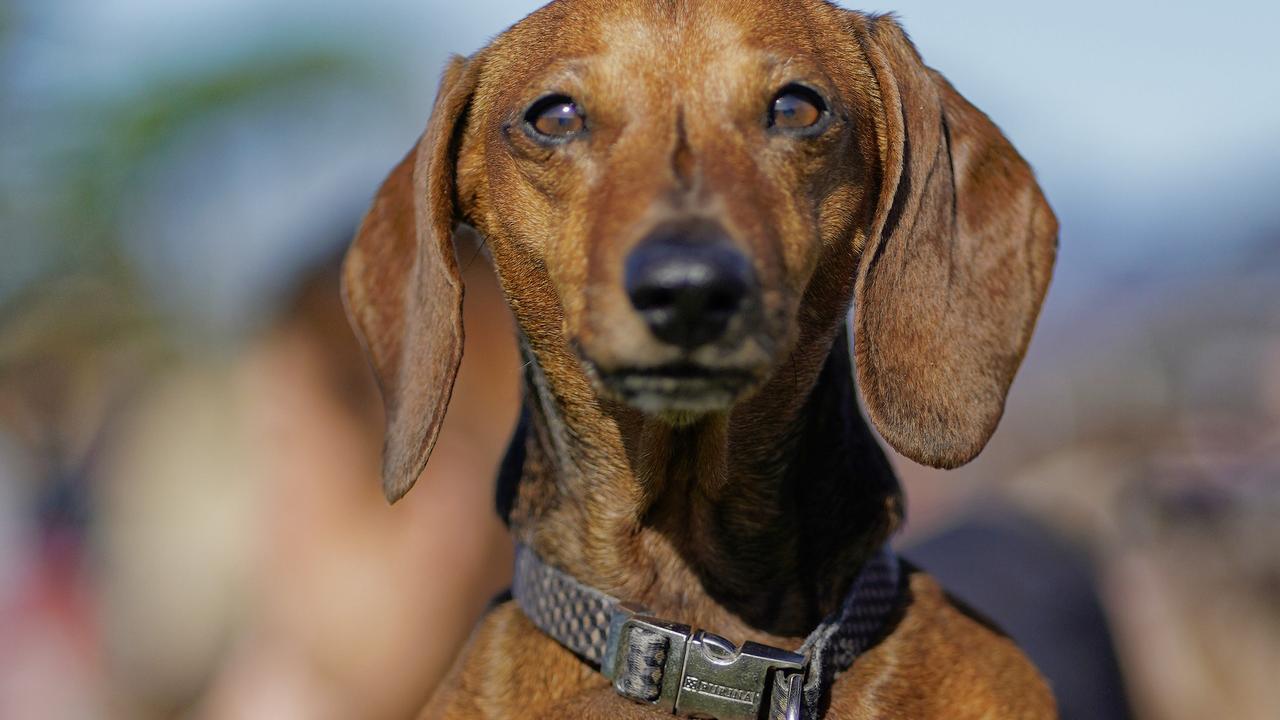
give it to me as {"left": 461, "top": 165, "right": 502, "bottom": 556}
{"left": 341, "top": 0, "right": 1058, "bottom": 717}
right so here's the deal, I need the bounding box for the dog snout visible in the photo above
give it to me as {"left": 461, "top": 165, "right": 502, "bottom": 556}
{"left": 624, "top": 220, "right": 756, "bottom": 350}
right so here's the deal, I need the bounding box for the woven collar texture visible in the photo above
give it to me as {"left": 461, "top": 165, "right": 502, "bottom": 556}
{"left": 512, "top": 544, "right": 901, "bottom": 720}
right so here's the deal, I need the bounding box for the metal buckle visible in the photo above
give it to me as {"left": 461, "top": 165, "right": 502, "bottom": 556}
{"left": 603, "top": 605, "right": 807, "bottom": 720}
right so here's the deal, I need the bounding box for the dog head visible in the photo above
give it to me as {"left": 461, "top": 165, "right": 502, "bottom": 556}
{"left": 343, "top": 0, "right": 1057, "bottom": 501}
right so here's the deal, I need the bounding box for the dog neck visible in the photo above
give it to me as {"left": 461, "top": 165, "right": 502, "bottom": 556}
{"left": 508, "top": 326, "right": 903, "bottom": 640}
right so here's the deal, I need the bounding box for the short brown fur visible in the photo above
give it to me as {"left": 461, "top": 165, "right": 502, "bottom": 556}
{"left": 343, "top": 0, "right": 1058, "bottom": 717}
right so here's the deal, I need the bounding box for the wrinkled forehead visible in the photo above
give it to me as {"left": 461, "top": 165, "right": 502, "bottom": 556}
{"left": 476, "top": 0, "right": 863, "bottom": 112}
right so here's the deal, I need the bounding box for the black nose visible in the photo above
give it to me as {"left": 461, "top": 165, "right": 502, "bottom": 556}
{"left": 624, "top": 220, "right": 756, "bottom": 350}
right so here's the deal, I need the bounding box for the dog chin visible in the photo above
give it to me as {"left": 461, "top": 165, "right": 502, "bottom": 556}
{"left": 593, "top": 365, "right": 758, "bottom": 420}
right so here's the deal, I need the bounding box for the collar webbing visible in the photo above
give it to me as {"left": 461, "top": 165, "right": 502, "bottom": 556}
{"left": 512, "top": 544, "right": 901, "bottom": 720}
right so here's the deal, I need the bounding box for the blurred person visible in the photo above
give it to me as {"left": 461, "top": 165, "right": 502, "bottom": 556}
{"left": 196, "top": 228, "right": 520, "bottom": 720}
{"left": 1109, "top": 462, "right": 1279, "bottom": 720}
{"left": 1004, "top": 439, "right": 1280, "bottom": 720}
{"left": 88, "top": 228, "right": 519, "bottom": 720}
{"left": 0, "top": 277, "right": 162, "bottom": 718}
{"left": 998, "top": 248, "right": 1280, "bottom": 720}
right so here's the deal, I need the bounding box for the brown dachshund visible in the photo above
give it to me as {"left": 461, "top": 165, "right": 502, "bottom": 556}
{"left": 342, "top": 0, "right": 1058, "bottom": 717}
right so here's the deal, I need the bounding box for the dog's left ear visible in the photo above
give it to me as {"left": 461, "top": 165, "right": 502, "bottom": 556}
{"left": 341, "top": 56, "right": 480, "bottom": 502}
{"left": 852, "top": 16, "right": 1058, "bottom": 469}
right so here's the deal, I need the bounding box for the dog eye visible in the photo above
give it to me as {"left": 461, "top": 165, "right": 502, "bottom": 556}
{"left": 526, "top": 96, "right": 586, "bottom": 140}
{"left": 769, "top": 86, "right": 826, "bottom": 131}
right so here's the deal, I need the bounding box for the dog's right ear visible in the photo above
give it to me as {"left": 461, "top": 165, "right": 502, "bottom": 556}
{"left": 342, "top": 56, "right": 479, "bottom": 503}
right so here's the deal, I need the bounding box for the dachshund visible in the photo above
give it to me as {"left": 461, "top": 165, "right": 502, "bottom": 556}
{"left": 342, "top": 0, "right": 1059, "bottom": 717}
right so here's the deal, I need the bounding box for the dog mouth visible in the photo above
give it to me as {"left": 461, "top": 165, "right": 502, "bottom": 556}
{"left": 593, "top": 363, "right": 758, "bottom": 416}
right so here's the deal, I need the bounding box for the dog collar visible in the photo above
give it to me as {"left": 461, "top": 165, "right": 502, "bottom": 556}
{"left": 512, "top": 543, "right": 901, "bottom": 720}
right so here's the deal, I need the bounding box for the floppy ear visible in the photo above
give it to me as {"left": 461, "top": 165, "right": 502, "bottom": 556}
{"left": 341, "top": 56, "right": 479, "bottom": 502}
{"left": 853, "top": 17, "right": 1058, "bottom": 469}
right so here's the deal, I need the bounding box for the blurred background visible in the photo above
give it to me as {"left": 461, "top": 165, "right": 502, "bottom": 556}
{"left": 1, "top": 1, "right": 1276, "bottom": 718}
